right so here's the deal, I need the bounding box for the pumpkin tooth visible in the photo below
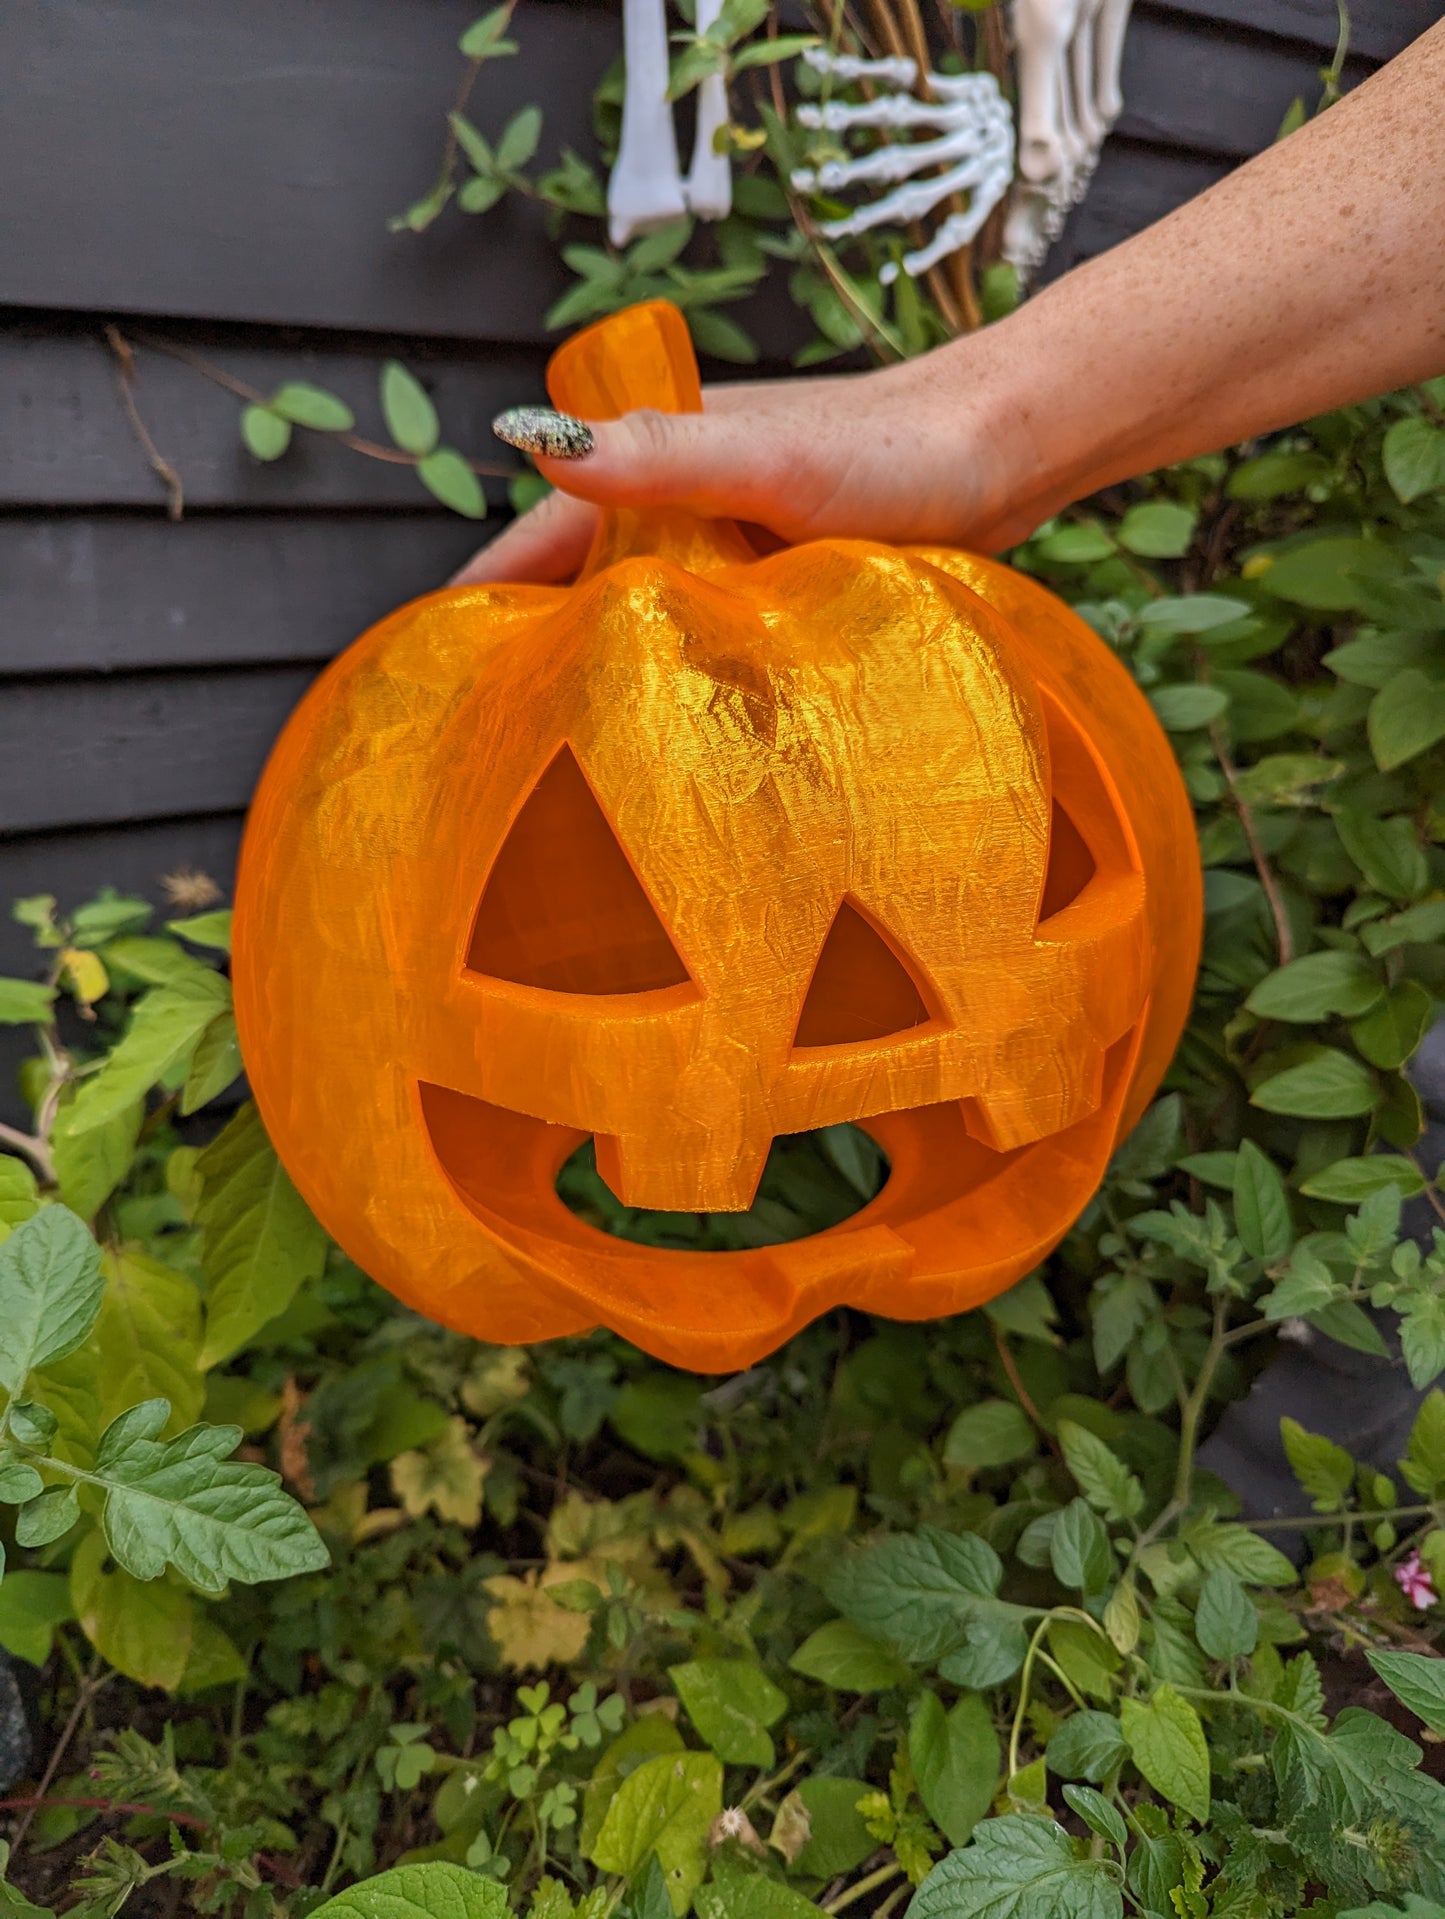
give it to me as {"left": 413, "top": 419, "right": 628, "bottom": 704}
{"left": 961, "top": 1042, "right": 1107, "bottom": 1151}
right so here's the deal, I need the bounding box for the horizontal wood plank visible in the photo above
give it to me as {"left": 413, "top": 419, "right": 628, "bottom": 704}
{"left": 1145, "top": 0, "right": 1440, "bottom": 61}
{"left": 0, "top": 323, "right": 546, "bottom": 509}
{"left": 0, "top": 670, "right": 317, "bottom": 834}
{"left": 1116, "top": 11, "right": 1376, "bottom": 157}
{"left": 0, "top": 516, "right": 487, "bottom": 673}
{"left": 1041, "top": 140, "right": 1232, "bottom": 281}
{"left": 1, "top": 0, "right": 618, "bottom": 341}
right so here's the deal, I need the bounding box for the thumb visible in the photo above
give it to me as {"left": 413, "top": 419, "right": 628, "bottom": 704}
{"left": 495, "top": 399, "right": 828, "bottom": 541}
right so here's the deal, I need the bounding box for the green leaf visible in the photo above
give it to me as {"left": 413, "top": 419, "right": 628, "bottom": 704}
{"left": 70, "top": 1527, "right": 192, "bottom": 1691}
{"left": 910, "top": 1814, "right": 1124, "bottom": 1919}
{"left": 1368, "top": 668, "right": 1445, "bottom": 771}
{"left": 984, "top": 1273, "right": 1060, "bottom": 1345}
{"left": 182, "top": 1009, "right": 243, "bottom": 1113}
{"left": 580, "top": 1717, "right": 685, "bottom": 1856}
{"left": 685, "top": 308, "right": 758, "bottom": 365}
{"left": 910, "top": 1689, "right": 999, "bottom": 1845}
{"left": 1061, "top": 1784, "right": 1127, "bottom": 1852}
{"left": 1137, "top": 594, "right": 1250, "bottom": 635}
{"left": 0, "top": 1208, "right": 104, "bottom": 1397}
{"left": 1366, "top": 1649, "right": 1445, "bottom": 1735}
{"left": 1351, "top": 979, "right": 1434, "bottom": 1070}
{"left": 1188, "top": 1522, "right": 1297, "bottom": 1587}
{"left": 1251, "top": 1048, "right": 1377, "bottom": 1118}
{"left": 1057, "top": 1422, "right": 1143, "bottom": 1523}
{"left": 51, "top": 1097, "right": 142, "bottom": 1223}
{"left": 269, "top": 382, "right": 355, "bottom": 432}
{"left": 0, "top": 1570, "right": 73, "bottom": 1666}
{"left": 309, "top": 1863, "right": 508, "bottom": 1919}
{"left": 1300, "top": 1155, "right": 1426, "bottom": 1203}
{"left": 1120, "top": 1684, "right": 1210, "bottom": 1824}
{"left": 15, "top": 1486, "right": 79, "bottom": 1547}
{"left": 165, "top": 910, "right": 232, "bottom": 951}
{"left": 729, "top": 32, "right": 818, "bottom": 71}
{"left": 1246, "top": 949, "right": 1384, "bottom": 1022}
{"left": 0, "top": 1157, "right": 39, "bottom": 1238}
{"left": 1400, "top": 1292, "right": 1445, "bottom": 1389}
{"left": 1281, "top": 1416, "right": 1355, "bottom": 1511}
{"left": 1118, "top": 501, "right": 1196, "bottom": 558}
{"left": 380, "top": 361, "right": 440, "bottom": 456}
{"left": 240, "top": 405, "right": 291, "bottom": 461}
{"left": 1046, "top": 1711, "right": 1127, "bottom": 1783}
{"left": 1334, "top": 809, "right": 1429, "bottom": 902}
{"left": 1403, "top": 1391, "right": 1445, "bottom": 1496}
{"left": 826, "top": 1526, "right": 1028, "bottom": 1680}
{"left": 417, "top": 448, "right": 486, "bottom": 519}
{"left": 1227, "top": 449, "right": 1329, "bottom": 499}
{"left": 943, "top": 1398, "right": 1036, "bottom": 1470}
{"left": 86, "top": 1397, "right": 329, "bottom": 1592}
{"left": 64, "top": 972, "right": 230, "bottom": 1135}
{"left": 450, "top": 111, "right": 495, "bottom": 175}
{"left": 667, "top": 1658, "right": 786, "bottom": 1767}
{"left": 1262, "top": 536, "right": 1378, "bottom": 610}
{"left": 587, "top": 1751, "right": 722, "bottom": 1915}
{"left": 1050, "top": 1498, "right": 1114, "bottom": 1593}
{"left": 196, "top": 1102, "right": 329, "bottom": 1368}
{"left": 789, "top": 1618, "right": 912, "bottom": 1692}
{"left": 1309, "top": 1297, "right": 1391, "bottom": 1358}
{"left": 495, "top": 104, "right": 542, "bottom": 171}
{"left": 0, "top": 978, "right": 56, "bottom": 1025}
{"left": 1194, "top": 1569, "right": 1257, "bottom": 1660}
{"left": 1232, "top": 1139, "right": 1294, "bottom": 1262}
{"left": 459, "top": 7, "right": 518, "bottom": 58}
{"left": 94, "top": 1245, "right": 205, "bottom": 1434}
{"left": 785, "top": 1775, "right": 874, "bottom": 1877}
{"left": 695, "top": 1876, "right": 818, "bottom": 1919}
{"left": 1035, "top": 524, "right": 1116, "bottom": 564}
{"left": 1382, "top": 415, "right": 1445, "bottom": 502}
{"left": 1148, "top": 684, "right": 1229, "bottom": 731}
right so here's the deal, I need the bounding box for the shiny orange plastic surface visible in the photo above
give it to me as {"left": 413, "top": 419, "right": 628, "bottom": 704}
{"left": 232, "top": 300, "right": 1202, "bottom": 1371}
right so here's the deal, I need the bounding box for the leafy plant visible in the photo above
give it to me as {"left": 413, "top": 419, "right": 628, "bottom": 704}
{"left": 7, "top": 270, "right": 1445, "bottom": 1919}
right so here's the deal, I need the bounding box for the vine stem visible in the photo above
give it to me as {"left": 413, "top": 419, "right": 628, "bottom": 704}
{"left": 1211, "top": 722, "right": 1294, "bottom": 964}
{"left": 1246, "top": 1502, "right": 1436, "bottom": 1531}
{"left": 0, "top": 1119, "right": 54, "bottom": 1186}
{"left": 7, "top": 1659, "right": 109, "bottom": 1852}
{"left": 0, "top": 1798, "right": 299, "bottom": 1886}
{"left": 1132, "top": 1292, "right": 1231, "bottom": 1557}
{"left": 124, "top": 330, "right": 515, "bottom": 480}
{"left": 824, "top": 1859, "right": 904, "bottom": 1913}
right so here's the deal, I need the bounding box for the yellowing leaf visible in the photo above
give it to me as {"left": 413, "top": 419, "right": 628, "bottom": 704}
{"left": 391, "top": 1415, "right": 488, "bottom": 1526}
{"left": 60, "top": 946, "right": 109, "bottom": 1007}
{"left": 71, "top": 1526, "right": 193, "bottom": 1692}
{"left": 95, "top": 1244, "right": 205, "bottom": 1433}
{"left": 482, "top": 1569, "right": 591, "bottom": 1669}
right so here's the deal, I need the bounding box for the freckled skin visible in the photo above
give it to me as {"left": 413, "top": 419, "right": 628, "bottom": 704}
{"left": 460, "top": 21, "right": 1445, "bottom": 589}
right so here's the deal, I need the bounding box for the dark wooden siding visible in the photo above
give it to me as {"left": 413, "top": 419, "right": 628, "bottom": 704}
{"left": 0, "top": 0, "right": 1439, "bottom": 1118}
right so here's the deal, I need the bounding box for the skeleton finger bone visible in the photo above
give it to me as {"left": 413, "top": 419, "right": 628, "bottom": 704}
{"left": 608, "top": 0, "right": 687, "bottom": 246}
{"left": 685, "top": 0, "right": 733, "bottom": 221}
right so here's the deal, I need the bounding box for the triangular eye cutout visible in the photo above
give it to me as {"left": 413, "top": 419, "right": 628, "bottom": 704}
{"left": 1038, "top": 800, "right": 1097, "bottom": 922}
{"left": 793, "top": 898, "right": 934, "bottom": 1048}
{"left": 467, "top": 745, "right": 692, "bottom": 994}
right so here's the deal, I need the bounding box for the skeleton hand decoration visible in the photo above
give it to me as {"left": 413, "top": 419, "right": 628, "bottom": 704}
{"left": 791, "top": 49, "right": 1014, "bottom": 284}
{"left": 608, "top": 0, "right": 732, "bottom": 248}
{"left": 1004, "top": 0, "right": 1135, "bottom": 279}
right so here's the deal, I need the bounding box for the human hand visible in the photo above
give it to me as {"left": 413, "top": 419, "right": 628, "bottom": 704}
{"left": 450, "top": 346, "right": 1042, "bottom": 586}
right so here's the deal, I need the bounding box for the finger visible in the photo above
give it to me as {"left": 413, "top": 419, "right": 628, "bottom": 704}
{"left": 448, "top": 488, "right": 599, "bottom": 586}
{"left": 531, "top": 404, "right": 831, "bottom": 538}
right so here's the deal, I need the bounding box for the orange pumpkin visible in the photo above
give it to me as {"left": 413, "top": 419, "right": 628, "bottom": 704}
{"left": 232, "top": 300, "right": 1201, "bottom": 1372}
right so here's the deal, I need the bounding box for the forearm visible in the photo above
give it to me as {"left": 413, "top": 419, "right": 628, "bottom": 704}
{"left": 954, "top": 19, "right": 1445, "bottom": 533}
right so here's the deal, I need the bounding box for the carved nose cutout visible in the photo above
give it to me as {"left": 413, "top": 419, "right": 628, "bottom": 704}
{"left": 1038, "top": 800, "right": 1096, "bottom": 921}
{"left": 466, "top": 744, "right": 692, "bottom": 994}
{"left": 793, "top": 897, "right": 934, "bottom": 1048}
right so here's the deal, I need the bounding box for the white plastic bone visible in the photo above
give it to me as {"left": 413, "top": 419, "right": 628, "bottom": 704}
{"left": 1003, "top": 0, "right": 1136, "bottom": 279}
{"left": 685, "top": 0, "right": 733, "bottom": 222}
{"left": 608, "top": 0, "right": 687, "bottom": 247}
{"left": 792, "top": 50, "right": 1013, "bottom": 285}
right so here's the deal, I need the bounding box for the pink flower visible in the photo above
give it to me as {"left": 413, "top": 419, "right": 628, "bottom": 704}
{"left": 1394, "top": 1551, "right": 1437, "bottom": 1610}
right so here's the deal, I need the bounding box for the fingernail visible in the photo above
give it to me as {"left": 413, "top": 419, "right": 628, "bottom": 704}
{"left": 492, "top": 407, "right": 594, "bottom": 460}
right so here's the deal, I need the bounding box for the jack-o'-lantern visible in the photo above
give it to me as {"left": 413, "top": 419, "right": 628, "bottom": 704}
{"left": 232, "top": 300, "right": 1201, "bottom": 1372}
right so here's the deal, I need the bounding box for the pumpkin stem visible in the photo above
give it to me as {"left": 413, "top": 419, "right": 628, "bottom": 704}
{"left": 545, "top": 299, "right": 755, "bottom": 578}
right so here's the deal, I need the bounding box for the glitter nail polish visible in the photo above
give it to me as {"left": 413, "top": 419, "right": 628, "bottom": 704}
{"left": 492, "top": 407, "right": 595, "bottom": 460}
